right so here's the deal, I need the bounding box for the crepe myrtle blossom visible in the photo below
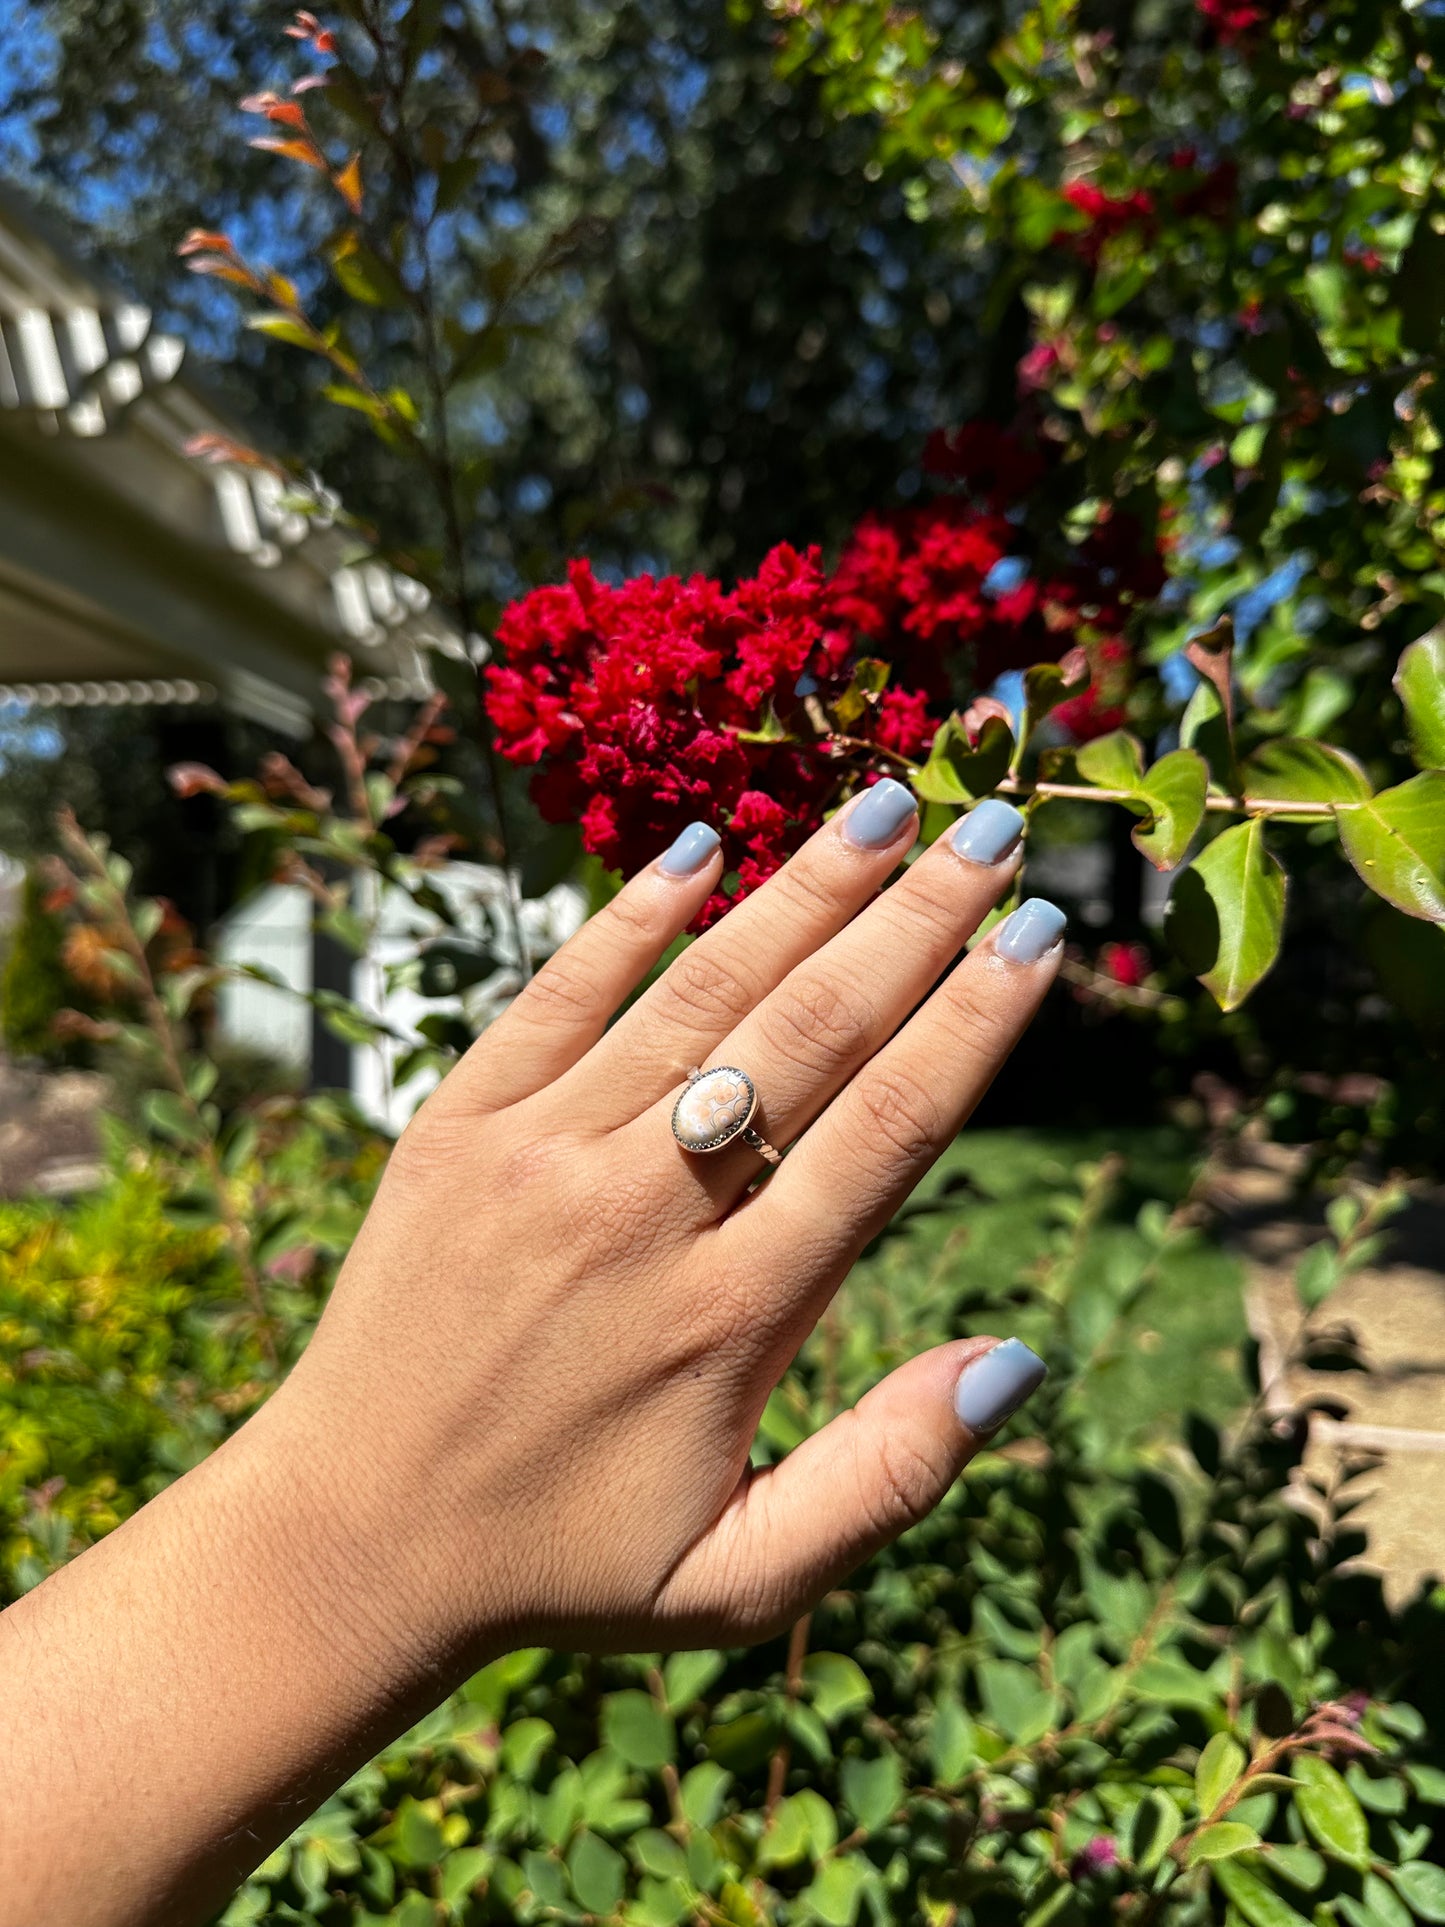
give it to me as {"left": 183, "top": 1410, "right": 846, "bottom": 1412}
{"left": 487, "top": 426, "right": 1166, "bottom": 923}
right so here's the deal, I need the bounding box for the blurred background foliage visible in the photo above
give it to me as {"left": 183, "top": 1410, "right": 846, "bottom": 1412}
{"left": 3, "top": 2, "right": 1445, "bottom": 1921}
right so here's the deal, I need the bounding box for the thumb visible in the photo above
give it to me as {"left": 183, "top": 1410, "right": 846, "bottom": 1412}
{"left": 658, "top": 1337, "right": 1048, "bottom": 1645}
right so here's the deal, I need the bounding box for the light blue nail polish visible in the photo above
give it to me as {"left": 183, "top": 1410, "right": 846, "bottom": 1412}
{"left": 995, "top": 897, "right": 1066, "bottom": 963}
{"left": 952, "top": 799, "right": 1025, "bottom": 866}
{"left": 659, "top": 822, "right": 721, "bottom": 877}
{"left": 953, "top": 1338, "right": 1048, "bottom": 1436}
{"left": 842, "top": 777, "right": 918, "bottom": 851}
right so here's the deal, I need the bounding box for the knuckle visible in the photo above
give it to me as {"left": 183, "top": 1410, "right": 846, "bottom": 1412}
{"left": 768, "top": 854, "right": 839, "bottom": 921}
{"left": 895, "top": 870, "right": 969, "bottom": 948}
{"left": 659, "top": 946, "right": 757, "bottom": 1029}
{"left": 603, "top": 884, "right": 660, "bottom": 944}
{"left": 519, "top": 952, "right": 602, "bottom": 1026}
{"left": 865, "top": 1424, "right": 949, "bottom": 1539}
{"left": 763, "top": 972, "right": 875, "bottom": 1075}
{"left": 857, "top": 1064, "right": 941, "bottom": 1166}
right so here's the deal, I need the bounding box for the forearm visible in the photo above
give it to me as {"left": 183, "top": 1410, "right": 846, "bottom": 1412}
{"left": 0, "top": 1390, "right": 479, "bottom": 1927}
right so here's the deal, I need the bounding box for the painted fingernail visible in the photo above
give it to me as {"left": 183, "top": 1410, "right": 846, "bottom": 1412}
{"left": 660, "top": 822, "right": 721, "bottom": 877}
{"left": 951, "top": 798, "right": 1025, "bottom": 866}
{"left": 953, "top": 1338, "right": 1048, "bottom": 1436}
{"left": 842, "top": 777, "right": 918, "bottom": 851}
{"left": 995, "top": 897, "right": 1066, "bottom": 963}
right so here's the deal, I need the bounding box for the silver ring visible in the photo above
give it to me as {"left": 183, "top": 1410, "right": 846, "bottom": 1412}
{"left": 671, "top": 1066, "right": 783, "bottom": 1165}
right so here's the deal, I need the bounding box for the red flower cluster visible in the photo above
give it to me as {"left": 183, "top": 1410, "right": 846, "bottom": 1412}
{"left": 1057, "top": 182, "right": 1156, "bottom": 265}
{"left": 1198, "top": 0, "right": 1265, "bottom": 44}
{"left": 487, "top": 424, "right": 1166, "bottom": 919}
{"left": 487, "top": 546, "right": 842, "bottom": 924}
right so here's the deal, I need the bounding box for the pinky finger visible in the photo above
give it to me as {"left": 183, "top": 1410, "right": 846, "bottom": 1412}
{"left": 443, "top": 823, "right": 724, "bottom": 1114}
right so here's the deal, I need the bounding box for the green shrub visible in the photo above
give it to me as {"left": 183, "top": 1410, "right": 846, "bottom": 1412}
{"left": 7, "top": 1116, "right": 1441, "bottom": 1927}
{"left": 205, "top": 1137, "right": 1443, "bottom": 1927}
{"left": 0, "top": 1111, "right": 381, "bottom": 1600}
{"left": 0, "top": 865, "right": 68, "bottom": 1061}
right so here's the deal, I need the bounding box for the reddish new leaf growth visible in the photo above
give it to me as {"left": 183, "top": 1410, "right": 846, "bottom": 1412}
{"left": 167, "top": 763, "right": 228, "bottom": 799}
{"left": 239, "top": 91, "right": 310, "bottom": 131}
{"left": 182, "top": 433, "right": 286, "bottom": 476}
{"left": 1184, "top": 613, "right": 1236, "bottom": 735}
{"left": 333, "top": 153, "right": 364, "bottom": 217}
{"left": 285, "top": 9, "right": 337, "bottom": 53}
{"left": 250, "top": 134, "right": 328, "bottom": 170}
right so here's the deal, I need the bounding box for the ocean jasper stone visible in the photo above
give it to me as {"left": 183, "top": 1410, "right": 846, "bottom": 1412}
{"left": 672, "top": 1067, "right": 757, "bottom": 1153}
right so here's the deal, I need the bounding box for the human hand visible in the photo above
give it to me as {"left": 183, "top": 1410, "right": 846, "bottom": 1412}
{"left": 268, "top": 780, "right": 1060, "bottom": 1669}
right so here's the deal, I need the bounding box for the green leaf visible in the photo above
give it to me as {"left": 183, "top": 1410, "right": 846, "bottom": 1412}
{"left": 1134, "top": 1655, "right": 1219, "bottom": 1707}
{"left": 1076, "top": 729, "right": 1146, "bottom": 793}
{"left": 840, "top": 1751, "right": 902, "bottom": 1832}
{"left": 140, "top": 1089, "right": 204, "bottom": 1146}
{"left": 977, "top": 1659, "right": 1060, "bottom": 1744}
{"left": 1182, "top": 678, "right": 1236, "bottom": 789}
{"left": 929, "top": 1695, "right": 976, "bottom": 1786}
{"left": 1295, "top": 1242, "right": 1340, "bottom": 1309}
{"left": 441, "top": 1846, "right": 493, "bottom": 1906}
{"left": 803, "top": 1652, "right": 873, "bottom": 1724}
{"left": 758, "top": 1795, "right": 812, "bottom": 1870}
{"left": 799, "top": 1853, "right": 871, "bottom": 1927}
{"left": 1349, "top": 1765, "right": 1407, "bottom": 1816}
{"left": 1337, "top": 773, "right": 1445, "bottom": 922}
{"left": 662, "top": 1650, "right": 724, "bottom": 1711}
{"left": 1129, "top": 1789, "right": 1184, "bottom": 1871}
{"left": 329, "top": 234, "right": 407, "bottom": 307}
{"left": 1293, "top": 1755, "right": 1370, "bottom": 1864}
{"left": 1396, "top": 1862, "right": 1445, "bottom": 1922}
{"left": 600, "top": 1691, "right": 675, "bottom": 1770}
{"left": 678, "top": 1761, "right": 731, "bottom": 1830}
{"left": 393, "top": 1796, "right": 446, "bottom": 1868}
{"left": 1365, "top": 1873, "right": 1416, "bottom": 1927}
{"left": 1185, "top": 1823, "right": 1261, "bottom": 1866}
{"left": 569, "top": 1830, "right": 627, "bottom": 1914}
{"left": 1267, "top": 1846, "right": 1325, "bottom": 1892}
{"left": 1243, "top": 739, "right": 1372, "bottom": 816}
{"left": 1136, "top": 749, "right": 1209, "bottom": 870}
{"left": 246, "top": 312, "right": 316, "bottom": 349}
{"left": 1213, "top": 1856, "right": 1314, "bottom": 1927}
{"left": 1405, "top": 1764, "right": 1445, "bottom": 1806}
{"left": 632, "top": 1829, "right": 690, "bottom": 1883}
{"left": 522, "top": 1850, "right": 569, "bottom": 1910}
{"left": 1166, "top": 818, "right": 1286, "bottom": 1010}
{"left": 500, "top": 1716, "right": 554, "bottom": 1780}
{"left": 914, "top": 713, "right": 1014, "bottom": 804}
{"left": 1395, "top": 629, "right": 1445, "bottom": 770}
{"left": 1021, "top": 654, "right": 1088, "bottom": 741}
{"left": 1197, "top": 1734, "right": 1248, "bottom": 1816}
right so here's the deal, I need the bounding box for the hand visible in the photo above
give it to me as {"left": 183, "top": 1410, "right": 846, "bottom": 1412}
{"left": 0, "top": 781, "right": 1062, "bottom": 1926}
{"left": 275, "top": 781, "right": 1059, "bottom": 1662}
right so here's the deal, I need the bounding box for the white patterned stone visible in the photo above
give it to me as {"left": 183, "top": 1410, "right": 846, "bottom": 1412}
{"left": 672, "top": 1067, "right": 757, "bottom": 1152}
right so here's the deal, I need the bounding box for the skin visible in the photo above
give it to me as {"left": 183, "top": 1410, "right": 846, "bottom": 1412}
{"left": 0, "top": 789, "right": 1062, "bottom": 1926}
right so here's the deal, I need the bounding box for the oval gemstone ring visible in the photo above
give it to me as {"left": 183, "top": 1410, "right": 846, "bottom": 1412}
{"left": 671, "top": 1066, "right": 783, "bottom": 1165}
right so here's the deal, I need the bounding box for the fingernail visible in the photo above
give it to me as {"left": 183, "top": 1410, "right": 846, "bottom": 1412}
{"left": 954, "top": 1338, "right": 1048, "bottom": 1436}
{"left": 995, "top": 897, "right": 1066, "bottom": 963}
{"left": 659, "top": 822, "right": 721, "bottom": 877}
{"left": 951, "top": 798, "right": 1025, "bottom": 866}
{"left": 842, "top": 777, "right": 918, "bottom": 850}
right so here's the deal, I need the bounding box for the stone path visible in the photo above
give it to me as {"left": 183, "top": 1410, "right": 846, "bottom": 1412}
{"left": 0, "top": 1052, "right": 105, "bottom": 1198}
{"left": 1211, "top": 1143, "right": 1445, "bottom": 1607}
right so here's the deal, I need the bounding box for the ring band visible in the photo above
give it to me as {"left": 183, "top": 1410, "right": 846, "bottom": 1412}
{"left": 672, "top": 1066, "right": 783, "bottom": 1165}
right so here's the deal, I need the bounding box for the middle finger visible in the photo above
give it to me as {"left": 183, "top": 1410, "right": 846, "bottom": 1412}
{"left": 629, "top": 795, "right": 1027, "bottom": 1214}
